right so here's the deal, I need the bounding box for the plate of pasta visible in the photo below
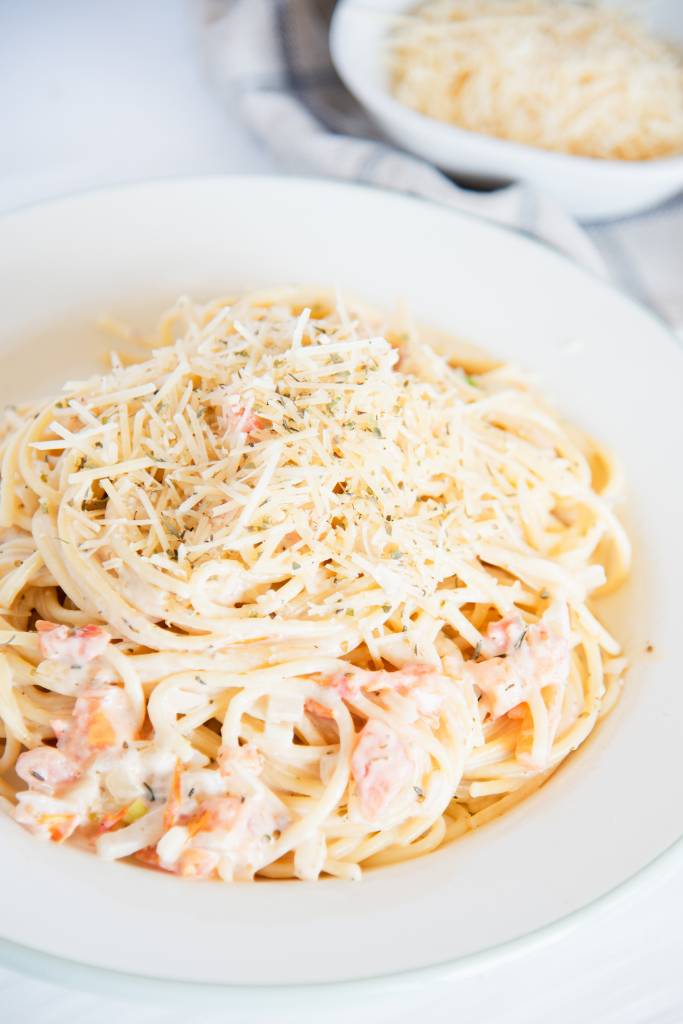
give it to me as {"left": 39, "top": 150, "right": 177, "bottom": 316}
{"left": 0, "top": 176, "right": 681, "bottom": 989}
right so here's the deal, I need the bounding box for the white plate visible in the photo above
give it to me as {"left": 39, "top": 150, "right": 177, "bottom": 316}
{"left": 0, "top": 176, "right": 681, "bottom": 989}
{"left": 330, "top": 0, "right": 683, "bottom": 221}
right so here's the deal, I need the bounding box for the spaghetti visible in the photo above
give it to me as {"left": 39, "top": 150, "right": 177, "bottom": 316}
{"left": 0, "top": 288, "right": 629, "bottom": 881}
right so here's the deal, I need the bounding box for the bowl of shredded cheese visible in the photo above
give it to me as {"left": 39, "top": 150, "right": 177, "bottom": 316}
{"left": 331, "top": 0, "right": 683, "bottom": 219}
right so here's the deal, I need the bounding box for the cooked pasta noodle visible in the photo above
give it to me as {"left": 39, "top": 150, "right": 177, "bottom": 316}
{"left": 0, "top": 288, "right": 629, "bottom": 882}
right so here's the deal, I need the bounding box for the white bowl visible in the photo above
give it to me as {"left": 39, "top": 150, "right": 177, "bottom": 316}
{"left": 330, "top": 0, "right": 683, "bottom": 221}
{"left": 0, "top": 177, "right": 682, "bottom": 994}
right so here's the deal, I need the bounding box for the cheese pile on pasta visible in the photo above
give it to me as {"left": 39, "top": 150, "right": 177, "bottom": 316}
{"left": 0, "top": 289, "right": 629, "bottom": 882}
{"left": 388, "top": 0, "right": 683, "bottom": 161}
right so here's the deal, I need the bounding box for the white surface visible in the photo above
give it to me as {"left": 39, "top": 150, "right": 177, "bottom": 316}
{"left": 331, "top": 0, "right": 683, "bottom": 220}
{"left": 0, "top": 2, "right": 681, "bottom": 1021}
{"left": 0, "top": 0, "right": 275, "bottom": 217}
{"left": 2, "top": 176, "right": 683, "bottom": 988}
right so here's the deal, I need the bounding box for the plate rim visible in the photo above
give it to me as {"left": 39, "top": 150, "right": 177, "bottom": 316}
{"left": 2, "top": 171, "right": 680, "bottom": 347}
{"left": 1, "top": 828, "right": 681, "bottom": 996}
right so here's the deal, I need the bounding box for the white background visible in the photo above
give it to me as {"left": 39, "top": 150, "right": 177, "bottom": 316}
{"left": 1, "top": 2, "right": 682, "bottom": 1021}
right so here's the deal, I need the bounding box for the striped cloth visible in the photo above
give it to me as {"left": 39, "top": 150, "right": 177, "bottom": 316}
{"left": 201, "top": 0, "right": 683, "bottom": 330}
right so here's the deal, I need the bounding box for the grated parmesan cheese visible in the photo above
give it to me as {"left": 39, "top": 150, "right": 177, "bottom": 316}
{"left": 389, "top": 0, "right": 683, "bottom": 161}
{"left": 2, "top": 287, "right": 630, "bottom": 645}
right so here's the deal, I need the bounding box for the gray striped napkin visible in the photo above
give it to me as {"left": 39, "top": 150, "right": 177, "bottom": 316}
{"left": 202, "top": 0, "right": 683, "bottom": 330}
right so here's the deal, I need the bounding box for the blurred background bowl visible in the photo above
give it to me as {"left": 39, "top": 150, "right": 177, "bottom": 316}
{"left": 330, "top": 0, "right": 683, "bottom": 221}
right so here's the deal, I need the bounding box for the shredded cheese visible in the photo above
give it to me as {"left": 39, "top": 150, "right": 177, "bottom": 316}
{"left": 389, "top": 0, "right": 683, "bottom": 160}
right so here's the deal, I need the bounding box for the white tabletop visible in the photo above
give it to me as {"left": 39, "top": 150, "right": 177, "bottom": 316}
{"left": 1, "top": 2, "right": 682, "bottom": 1020}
